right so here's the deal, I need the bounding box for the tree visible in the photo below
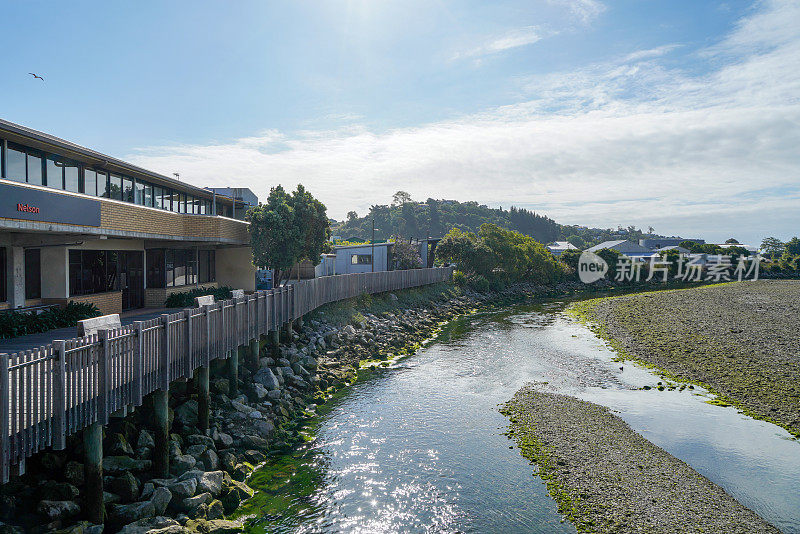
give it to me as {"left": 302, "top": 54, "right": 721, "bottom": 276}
{"left": 347, "top": 211, "right": 358, "bottom": 222}
{"left": 784, "top": 237, "right": 800, "bottom": 256}
{"left": 392, "top": 240, "right": 423, "bottom": 269}
{"left": 725, "top": 238, "right": 740, "bottom": 244}
{"left": 760, "top": 237, "right": 785, "bottom": 259}
{"left": 248, "top": 184, "right": 329, "bottom": 286}
{"left": 566, "top": 235, "right": 586, "bottom": 250}
{"left": 392, "top": 190, "right": 413, "bottom": 206}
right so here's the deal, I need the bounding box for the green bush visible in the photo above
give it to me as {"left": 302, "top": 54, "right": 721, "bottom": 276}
{"left": 164, "top": 286, "right": 234, "bottom": 308}
{"left": 0, "top": 301, "right": 101, "bottom": 339}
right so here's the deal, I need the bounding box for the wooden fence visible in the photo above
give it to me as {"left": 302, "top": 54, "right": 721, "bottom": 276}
{"left": 0, "top": 266, "right": 453, "bottom": 483}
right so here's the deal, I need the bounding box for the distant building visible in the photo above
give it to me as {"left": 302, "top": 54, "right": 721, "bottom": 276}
{"left": 655, "top": 245, "right": 690, "bottom": 254}
{"left": 205, "top": 187, "right": 258, "bottom": 219}
{"left": 640, "top": 237, "right": 705, "bottom": 250}
{"left": 587, "top": 240, "right": 656, "bottom": 258}
{"left": 546, "top": 241, "right": 579, "bottom": 256}
{"left": 332, "top": 242, "right": 393, "bottom": 274}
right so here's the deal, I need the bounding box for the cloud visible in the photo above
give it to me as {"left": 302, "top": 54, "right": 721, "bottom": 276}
{"left": 547, "top": 0, "right": 606, "bottom": 25}
{"left": 452, "top": 26, "right": 545, "bottom": 61}
{"left": 128, "top": 0, "right": 800, "bottom": 244}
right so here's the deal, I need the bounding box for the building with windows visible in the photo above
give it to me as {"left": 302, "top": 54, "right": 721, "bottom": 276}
{"left": 0, "top": 118, "right": 257, "bottom": 315}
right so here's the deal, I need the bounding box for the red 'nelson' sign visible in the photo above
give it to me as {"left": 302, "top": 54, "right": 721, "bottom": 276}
{"left": 17, "top": 203, "right": 40, "bottom": 214}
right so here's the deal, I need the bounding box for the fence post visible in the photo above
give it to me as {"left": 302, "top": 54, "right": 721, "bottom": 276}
{"left": 185, "top": 309, "right": 193, "bottom": 379}
{"left": 133, "top": 322, "right": 144, "bottom": 406}
{"left": 97, "top": 329, "right": 111, "bottom": 425}
{"left": 160, "top": 314, "right": 171, "bottom": 392}
{"left": 0, "top": 353, "right": 9, "bottom": 484}
{"left": 52, "top": 340, "right": 67, "bottom": 450}
{"left": 203, "top": 305, "right": 212, "bottom": 367}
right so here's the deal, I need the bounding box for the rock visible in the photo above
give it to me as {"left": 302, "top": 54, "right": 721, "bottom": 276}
{"left": 220, "top": 480, "right": 253, "bottom": 513}
{"left": 200, "top": 450, "right": 219, "bottom": 471}
{"left": 167, "top": 478, "right": 197, "bottom": 500}
{"left": 137, "top": 430, "right": 155, "bottom": 449}
{"left": 49, "top": 521, "right": 104, "bottom": 534}
{"left": 64, "top": 461, "right": 84, "bottom": 487}
{"left": 140, "top": 482, "right": 155, "bottom": 501}
{"left": 174, "top": 400, "right": 199, "bottom": 428}
{"left": 251, "top": 383, "right": 269, "bottom": 400}
{"left": 184, "top": 519, "right": 243, "bottom": 534}
{"left": 186, "top": 444, "right": 207, "bottom": 458}
{"left": 150, "top": 487, "right": 172, "bottom": 516}
{"left": 172, "top": 454, "right": 197, "bottom": 475}
{"left": 215, "top": 433, "right": 233, "bottom": 450}
{"left": 211, "top": 378, "right": 230, "bottom": 396}
{"left": 109, "top": 472, "right": 140, "bottom": 503}
{"left": 136, "top": 447, "right": 153, "bottom": 461}
{"left": 104, "top": 456, "right": 152, "bottom": 475}
{"left": 253, "top": 368, "right": 280, "bottom": 390}
{"left": 108, "top": 501, "right": 156, "bottom": 525}
{"left": 244, "top": 450, "right": 266, "bottom": 464}
{"left": 37, "top": 480, "right": 80, "bottom": 501}
{"left": 181, "top": 492, "right": 212, "bottom": 514}
{"left": 196, "top": 471, "right": 224, "bottom": 497}
{"left": 169, "top": 441, "right": 182, "bottom": 459}
{"left": 300, "top": 355, "right": 318, "bottom": 370}
{"left": 109, "top": 433, "right": 135, "bottom": 456}
{"left": 0, "top": 523, "right": 25, "bottom": 534}
{"left": 37, "top": 500, "right": 80, "bottom": 521}
{"left": 207, "top": 499, "right": 224, "bottom": 520}
{"left": 40, "top": 452, "right": 65, "bottom": 471}
{"left": 231, "top": 464, "right": 250, "bottom": 482}
{"left": 117, "top": 516, "right": 180, "bottom": 534}
{"left": 219, "top": 452, "right": 237, "bottom": 473}
{"left": 186, "top": 435, "right": 216, "bottom": 450}
{"left": 267, "top": 390, "right": 282, "bottom": 401}
{"left": 104, "top": 491, "right": 121, "bottom": 505}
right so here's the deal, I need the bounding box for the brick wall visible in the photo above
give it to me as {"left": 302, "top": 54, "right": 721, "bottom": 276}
{"left": 63, "top": 291, "right": 123, "bottom": 316}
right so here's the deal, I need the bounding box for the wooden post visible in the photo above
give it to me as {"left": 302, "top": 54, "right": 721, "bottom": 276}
{"left": 152, "top": 389, "right": 169, "bottom": 478}
{"left": 0, "top": 353, "right": 9, "bottom": 484}
{"left": 52, "top": 340, "right": 67, "bottom": 450}
{"left": 284, "top": 319, "right": 294, "bottom": 342}
{"left": 249, "top": 338, "right": 259, "bottom": 370}
{"left": 84, "top": 421, "right": 104, "bottom": 524}
{"left": 196, "top": 367, "right": 209, "bottom": 432}
{"left": 228, "top": 348, "right": 239, "bottom": 397}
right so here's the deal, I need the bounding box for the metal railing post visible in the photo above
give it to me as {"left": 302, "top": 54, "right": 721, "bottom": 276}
{"left": 52, "top": 340, "right": 67, "bottom": 450}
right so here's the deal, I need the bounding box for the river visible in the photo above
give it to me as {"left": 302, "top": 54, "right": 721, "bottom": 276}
{"left": 238, "top": 298, "right": 800, "bottom": 533}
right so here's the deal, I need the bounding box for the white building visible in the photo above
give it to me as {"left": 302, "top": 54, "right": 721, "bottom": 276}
{"left": 546, "top": 241, "right": 579, "bottom": 256}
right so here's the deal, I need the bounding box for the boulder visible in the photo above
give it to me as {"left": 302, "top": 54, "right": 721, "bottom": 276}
{"left": 180, "top": 492, "right": 212, "bottom": 514}
{"left": 104, "top": 491, "right": 121, "bottom": 505}
{"left": 40, "top": 452, "right": 65, "bottom": 471}
{"left": 219, "top": 452, "right": 237, "bottom": 473}
{"left": 186, "top": 444, "right": 207, "bottom": 458}
{"left": 196, "top": 471, "right": 224, "bottom": 497}
{"left": 37, "top": 480, "right": 80, "bottom": 501}
{"left": 109, "top": 433, "right": 135, "bottom": 456}
{"left": 200, "top": 450, "right": 219, "bottom": 471}
{"left": 220, "top": 480, "right": 254, "bottom": 513}
{"left": 251, "top": 383, "right": 269, "bottom": 400}
{"left": 109, "top": 472, "right": 140, "bottom": 503}
{"left": 172, "top": 454, "right": 197, "bottom": 475}
{"left": 64, "top": 461, "right": 84, "bottom": 487}
{"left": 150, "top": 487, "right": 172, "bottom": 516}
{"left": 140, "top": 482, "right": 155, "bottom": 501}
{"left": 37, "top": 500, "right": 80, "bottom": 521}
{"left": 108, "top": 501, "right": 156, "bottom": 525}
{"left": 117, "top": 516, "right": 181, "bottom": 534}
{"left": 104, "top": 456, "right": 152, "bottom": 475}
{"left": 207, "top": 499, "right": 224, "bottom": 520}
{"left": 215, "top": 433, "right": 233, "bottom": 450}
{"left": 49, "top": 521, "right": 104, "bottom": 534}
{"left": 137, "top": 430, "right": 155, "bottom": 449}
{"left": 167, "top": 478, "right": 197, "bottom": 500}
{"left": 184, "top": 519, "right": 243, "bottom": 534}
{"left": 174, "top": 400, "right": 199, "bottom": 428}
{"left": 253, "top": 368, "right": 280, "bottom": 390}
{"left": 211, "top": 379, "right": 230, "bottom": 396}
{"left": 186, "top": 435, "right": 216, "bottom": 450}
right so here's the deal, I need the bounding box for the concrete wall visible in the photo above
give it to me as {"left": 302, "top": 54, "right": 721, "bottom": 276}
{"left": 41, "top": 247, "right": 69, "bottom": 299}
{"left": 216, "top": 247, "right": 256, "bottom": 291}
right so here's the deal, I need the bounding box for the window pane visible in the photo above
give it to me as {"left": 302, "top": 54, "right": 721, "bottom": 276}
{"left": 209, "top": 250, "right": 215, "bottom": 281}
{"left": 69, "top": 250, "right": 81, "bottom": 295}
{"left": 105, "top": 251, "right": 119, "bottom": 291}
{"left": 187, "top": 249, "right": 197, "bottom": 284}
{"left": 165, "top": 250, "right": 175, "bottom": 287}
{"left": 146, "top": 249, "right": 165, "bottom": 288}
{"left": 0, "top": 248, "right": 6, "bottom": 302}
{"left": 46, "top": 156, "right": 63, "bottom": 189}
{"left": 173, "top": 249, "right": 186, "bottom": 286}
{"left": 198, "top": 250, "right": 209, "bottom": 283}
{"left": 84, "top": 169, "right": 97, "bottom": 196}
{"left": 97, "top": 172, "right": 109, "bottom": 198}
{"left": 64, "top": 161, "right": 79, "bottom": 192}
{"left": 122, "top": 177, "right": 134, "bottom": 202}
{"left": 6, "top": 146, "right": 26, "bottom": 182}
{"left": 108, "top": 174, "right": 122, "bottom": 200}
{"left": 27, "top": 153, "right": 43, "bottom": 185}
{"left": 134, "top": 180, "right": 145, "bottom": 204}
{"left": 24, "top": 249, "right": 41, "bottom": 299}
{"left": 144, "top": 184, "right": 154, "bottom": 207}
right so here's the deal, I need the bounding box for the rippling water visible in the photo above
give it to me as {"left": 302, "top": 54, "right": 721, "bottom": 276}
{"left": 241, "top": 300, "right": 800, "bottom": 533}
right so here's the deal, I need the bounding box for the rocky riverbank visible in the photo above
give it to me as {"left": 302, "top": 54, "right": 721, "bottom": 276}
{"left": 572, "top": 280, "right": 800, "bottom": 437}
{"left": 502, "top": 384, "right": 779, "bottom": 533}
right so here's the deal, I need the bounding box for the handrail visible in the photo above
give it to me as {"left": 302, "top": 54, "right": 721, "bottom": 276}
{"left": 0, "top": 266, "right": 453, "bottom": 482}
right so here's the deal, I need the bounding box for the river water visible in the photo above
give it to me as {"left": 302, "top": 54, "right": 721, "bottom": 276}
{"left": 240, "top": 299, "right": 800, "bottom": 533}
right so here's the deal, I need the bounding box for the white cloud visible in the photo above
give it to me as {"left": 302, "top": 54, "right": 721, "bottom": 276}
{"left": 128, "top": 0, "right": 800, "bottom": 244}
{"left": 452, "top": 26, "right": 545, "bottom": 61}
{"left": 547, "top": 0, "right": 606, "bottom": 25}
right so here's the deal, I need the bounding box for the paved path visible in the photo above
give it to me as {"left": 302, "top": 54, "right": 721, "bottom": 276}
{"left": 0, "top": 308, "right": 179, "bottom": 354}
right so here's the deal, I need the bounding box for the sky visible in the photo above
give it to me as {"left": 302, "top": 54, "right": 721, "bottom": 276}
{"left": 1, "top": 0, "right": 798, "bottom": 245}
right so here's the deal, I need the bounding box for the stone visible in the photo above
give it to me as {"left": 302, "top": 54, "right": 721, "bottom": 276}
{"left": 188, "top": 519, "right": 243, "bottom": 533}
{"left": 215, "top": 433, "right": 233, "bottom": 449}
{"left": 253, "top": 368, "right": 280, "bottom": 390}
{"left": 230, "top": 400, "right": 251, "bottom": 414}
{"left": 196, "top": 471, "right": 224, "bottom": 497}
{"left": 267, "top": 390, "right": 282, "bottom": 401}
{"left": 64, "top": 461, "right": 84, "bottom": 487}
{"left": 37, "top": 500, "right": 80, "bottom": 521}
{"left": 109, "top": 433, "right": 135, "bottom": 456}
{"left": 200, "top": 449, "right": 219, "bottom": 471}
{"left": 104, "top": 456, "right": 152, "bottom": 475}
{"left": 174, "top": 400, "right": 199, "bottom": 428}
{"left": 137, "top": 430, "right": 155, "bottom": 449}
{"left": 37, "top": 480, "right": 80, "bottom": 501}
{"left": 169, "top": 441, "right": 182, "bottom": 459}
{"left": 117, "top": 516, "right": 181, "bottom": 534}
{"left": 300, "top": 355, "right": 318, "bottom": 370}
{"left": 231, "top": 464, "right": 250, "bottom": 482}
{"left": 136, "top": 446, "right": 153, "bottom": 461}
{"left": 104, "top": 491, "right": 121, "bottom": 505}
{"left": 140, "top": 482, "right": 155, "bottom": 501}
{"left": 150, "top": 487, "right": 172, "bottom": 516}
{"left": 108, "top": 501, "right": 156, "bottom": 525}
{"left": 211, "top": 379, "right": 230, "bottom": 396}
{"left": 220, "top": 480, "right": 253, "bottom": 513}
{"left": 244, "top": 450, "right": 266, "bottom": 465}
{"left": 251, "top": 383, "right": 269, "bottom": 400}
{"left": 40, "top": 452, "right": 65, "bottom": 471}
{"left": 167, "top": 478, "right": 197, "bottom": 500}
{"left": 186, "top": 434, "right": 216, "bottom": 450}
{"left": 109, "top": 472, "right": 140, "bottom": 503}
{"left": 181, "top": 492, "right": 212, "bottom": 514}
{"left": 219, "top": 452, "right": 237, "bottom": 473}
{"left": 172, "top": 454, "right": 197, "bottom": 475}
{"left": 207, "top": 499, "right": 224, "bottom": 520}
{"left": 186, "top": 444, "right": 207, "bottom": 458}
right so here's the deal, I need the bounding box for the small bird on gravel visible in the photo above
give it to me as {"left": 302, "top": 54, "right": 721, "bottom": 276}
{"left": 619, "top": 366, "right": 624, "bottom": 371}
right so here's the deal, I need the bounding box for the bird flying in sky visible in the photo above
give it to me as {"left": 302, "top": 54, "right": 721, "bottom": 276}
{"left": 28, "top": 73, "right": 44, "bottom": 81}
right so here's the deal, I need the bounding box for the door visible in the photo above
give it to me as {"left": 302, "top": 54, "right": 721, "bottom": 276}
{"left": 120, "top": 251, "right": 144, "bottom": 310}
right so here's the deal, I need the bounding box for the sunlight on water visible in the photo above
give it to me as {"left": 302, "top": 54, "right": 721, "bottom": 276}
{"left": 242, "top": 300, "right": 800, "bottom": 533}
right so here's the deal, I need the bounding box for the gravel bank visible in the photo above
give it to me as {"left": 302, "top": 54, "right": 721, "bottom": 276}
{"left": 575, "top": 280, "right": 800, "bottom": 436}
{"left": 502, "top": 385, "right": 778, "bottom": 533}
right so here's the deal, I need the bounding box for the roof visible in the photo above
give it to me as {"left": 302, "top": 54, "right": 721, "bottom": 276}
{"left": 547, "top": 241, "right": 578, "bottom": 250}
{"left": 587, "top": 240, "right": 654, "bottom": 254}
{"left": 656, "top": 245, "right": 690, "bottom": 253}
{"left": 332, "top": 242, "right": 393, "bottom": 250}
{"left": 0, "top": 118, "right": 230, "bottom": 203}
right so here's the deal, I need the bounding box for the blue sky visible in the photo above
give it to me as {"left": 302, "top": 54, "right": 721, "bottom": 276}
{"left": 1, "top": 0, "right": 798, "bottom": 244}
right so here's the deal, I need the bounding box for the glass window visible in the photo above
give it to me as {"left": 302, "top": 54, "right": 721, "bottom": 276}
{"left": 46, "top": 156, "right": 63, "bottom": 189}
{"left": 173, "top": 249, "right": 186, "bottom": 286}
{"left": 69, "top": 250, "right": 81, "bottom": 296}
{"left": 352, "top": 254, "right": 372, "bottom": 265}
{"left": 6, "top": 146, "right": 26, "bottom": 182}
{"left": 144, "top": 184, "right": 154, "bottom": 207}
{"left": 146, "top": 249, "right": 165, "bottom": 288}
{"left": 24, "top": 249, "right": 41, "bottom": 299}
{"left": 177, "top": 193, "right": 185, "bottom": 214}
{"left": 198, "top": 250, "right": 216, "bottom": 283}
{"left": 27, "top": 153, "right": 43, "bottom": 186}
{"left": 109, "top": 174, "right": 123, "bottom": 200}
{"left": 0, "top": 248, "right": 6, "bottom": 302}
{"left": 64, "top": 161, "right": 79, "bottom": 192}
{"left": 84, "top": 169, "right": 97, "bottom": 196}
{"left": 70, "top": 249, "right": 120, "bottom": 296}
{"left": 122, "top": 177, "right": 134, "bottom": 202}
{"left": 134, "top": 180, "right": 145, "bottom": 205}
{"left": 186, "top": 249, "right": 197, "bottom": 285}
{"left": 97, "top": 171, "right": 109, "bottom": 198}
{"left": 171, "top": 191, "right": 181, "bottom": 213}
{"left": 165, "top": 249, "right": 175, "bottom": 287}
{"left": 106, "top": 251, "right": 119, "bottom": 290}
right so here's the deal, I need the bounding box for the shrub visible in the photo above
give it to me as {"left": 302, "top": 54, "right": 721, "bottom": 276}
{"left": 0, "top": 301, "right": 101, "bottom": 339}
{"left": 164, "top": 286, "right": 234, "bottom": 308}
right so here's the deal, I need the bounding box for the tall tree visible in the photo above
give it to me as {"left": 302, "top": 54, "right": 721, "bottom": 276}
{"left": 760, "top": 237, "right": 785, "bottom": 259}
{"left": 392, "top": 190, "right": 413, "bottom": 206}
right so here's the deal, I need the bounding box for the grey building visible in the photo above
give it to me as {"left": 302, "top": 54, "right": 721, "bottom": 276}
{"left": 587, "top": 240, "right": 657, "bottom": 258}
{"left": 640, "top": 237, "right": 705, "bottom": 250}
